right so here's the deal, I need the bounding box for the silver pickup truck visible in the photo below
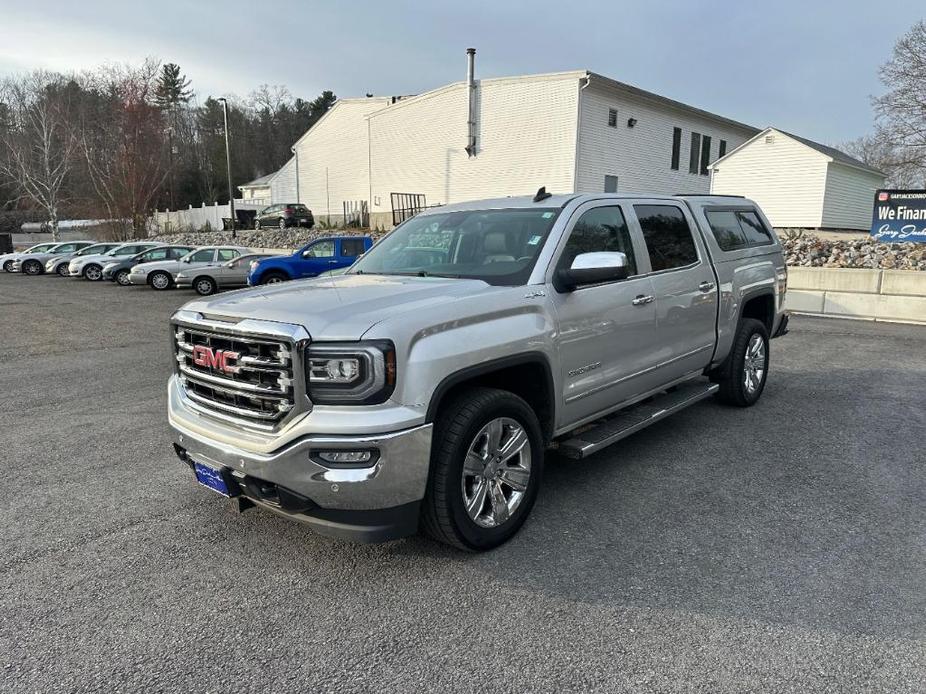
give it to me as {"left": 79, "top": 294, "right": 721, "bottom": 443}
{"left": 168, "top": 192, "right": 788, "bottom": 551}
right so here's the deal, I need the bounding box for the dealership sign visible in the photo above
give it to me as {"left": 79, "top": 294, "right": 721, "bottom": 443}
{"left": 870, "top": 189, "right": 926, "bottom": 243}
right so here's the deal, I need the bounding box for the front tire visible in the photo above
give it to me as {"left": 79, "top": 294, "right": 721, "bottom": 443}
{"left": 421, "top": 387, "right": 544, "bottom": 551}
{"left": 115, "top": 269, "right": 132, "bottom": 286}
{"left": 278, "top": 218, "right": 287, "bottom": 230}
{"left": 56, "top": 263, "right": 69, "bottom": 277}
{"left": 254, "top": 220, "right": 261, "bottom": 230}
{"left": 23, "top": 259, "right": 43, "bottom": 275}
{"left": 2, "top": 260, "right": 13, "bottom": 273}
{"left": 260, "top": 271, "right": 288, "bottom": 285}
{"left": 149, "top": 271, "right": 173, "bottom": 290}
{"left": 712, "top": 318, "right": 770, "bottom": 407}
{"left": 83, "top": 264, "right": 103, "bottom": 281}
{"left": 194, "top": 276, "right": 217, "bottom": 296}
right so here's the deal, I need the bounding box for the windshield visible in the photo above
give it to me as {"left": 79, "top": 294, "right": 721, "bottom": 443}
{"left": 349, "top": 208, "right": 560, "bottom": 286}
{"left": 25, "top": 243, "right": 55, "bottom": 253}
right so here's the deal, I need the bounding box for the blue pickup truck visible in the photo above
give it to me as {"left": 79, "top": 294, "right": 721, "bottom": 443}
{"left": 247, "top": 235, "right": 373, "bottom": 285}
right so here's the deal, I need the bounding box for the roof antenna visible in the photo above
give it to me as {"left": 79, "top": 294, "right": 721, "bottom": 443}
{"left": 533, "top": 186, "right": 552, "bottom": 202}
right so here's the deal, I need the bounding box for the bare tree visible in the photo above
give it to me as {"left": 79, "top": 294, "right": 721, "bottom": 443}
{"left": 79, "top": 59, "right": 170, "bottom": 238}
{"left": 871, "top": 20, "right": 926, "bottom": 186}
{"left": 843, "top": 132, "right": 925, "bottom": 188}
{"left": 0, "top": 72, "right": 79, "bottom": 240}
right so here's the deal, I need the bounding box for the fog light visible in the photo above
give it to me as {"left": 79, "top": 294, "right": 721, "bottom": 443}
{"left": 317, "top": 450, "right": 372, "bottom": 465}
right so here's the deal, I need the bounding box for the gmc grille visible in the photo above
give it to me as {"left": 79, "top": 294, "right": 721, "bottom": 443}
{"left": 174, "top": 326, "right": 301, "bottom": 429}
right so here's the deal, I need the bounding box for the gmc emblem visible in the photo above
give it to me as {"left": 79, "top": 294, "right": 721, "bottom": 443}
{"left": 191, "top": 345, "right": 241, "bottom": 374}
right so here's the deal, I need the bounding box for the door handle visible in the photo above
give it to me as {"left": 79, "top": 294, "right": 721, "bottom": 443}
{"left": 698, "top": 281, "right": 716, "bottom": 292}
{"left": 632, "top": 295, "right": 655, "bottom": 306}
{"left": 328, "top": 260, "right": 338, "bottom": 264}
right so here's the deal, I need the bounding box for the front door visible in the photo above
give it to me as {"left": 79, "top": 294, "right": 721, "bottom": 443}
{"left": 296, "top": 239, "right": 336, "bottom": 277}
{"left": 548, "top": 202, "right": 664, "bottom": 428}
{"left": 631, "top": 202, "right": 718, "bottom": 382}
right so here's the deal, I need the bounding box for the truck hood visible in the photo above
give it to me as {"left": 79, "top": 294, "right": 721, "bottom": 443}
{"left": 178, "top": 273, "right": 502, "bottom": 340}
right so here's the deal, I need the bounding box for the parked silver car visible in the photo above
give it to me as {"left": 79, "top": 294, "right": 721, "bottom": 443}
{"left": 46, "top": 242, "right": 123, "bottom": 277}
{"left": 176, "top": 253, "right": 273, "bottom": 295}
{"left": 69, "top": 242, "right": 163, "bottom": 280}
{"left": 1, "top": 242, "right": 59, "bottom": 273}
{"left": 12, "top": 241, "right": 96, "bottom": 275}
{"left": 129, "top": 246, "right": 252, "bottom": 290}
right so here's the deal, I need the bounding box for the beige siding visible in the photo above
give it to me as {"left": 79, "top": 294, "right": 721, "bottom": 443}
{"left": 368, "top": 74, "right": 579, "bottom": 214}
{"left": 293, "top": 98, "right": 392, "bottom": 219}
{"left": 710, "top": 132, "right": 828, "bottom": 227}
{"left": 576, "top": 83, "right": 755, "bottom": 195}
{"left": 820, "top": 163, "right": 883, "bottom": 230}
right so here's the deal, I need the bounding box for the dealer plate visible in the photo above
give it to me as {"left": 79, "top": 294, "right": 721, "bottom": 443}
{"left": 193, "top": 461, "right": 234, "bottom": 497}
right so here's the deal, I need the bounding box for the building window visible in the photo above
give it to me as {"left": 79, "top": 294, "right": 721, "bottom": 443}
{"left": 689, "top": 133, "right": 701, "bottom": 174}
{"left": 719, "top": 140, "right": 727, "bottom": 157}
{"left": 671, "top": 127, "right": 681, "bottom": 170}
{"left": 607, "top": 108, "right": 618, "bottom": 128}
{"left": 604, "top": 175, "right": 618, "bottom": 193}
{"left": 700, "top": 135, "right": 712, "bottom": 175}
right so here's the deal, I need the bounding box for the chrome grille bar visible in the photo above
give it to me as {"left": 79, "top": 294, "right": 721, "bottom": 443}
{"left": 172, "top": 316, "right": 309, "bottom": 429}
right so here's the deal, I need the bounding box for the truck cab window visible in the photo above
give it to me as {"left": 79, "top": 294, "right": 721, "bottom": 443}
{"left": 558, "top": 206, "right": 636, "bottom": 275}
{"left": 634, "top": 205, "right": 698, "bottom": 271}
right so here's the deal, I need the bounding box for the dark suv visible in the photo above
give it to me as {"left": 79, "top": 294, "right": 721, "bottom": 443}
{"left": 254, "top": 204, "right": 314, "bottom": 230}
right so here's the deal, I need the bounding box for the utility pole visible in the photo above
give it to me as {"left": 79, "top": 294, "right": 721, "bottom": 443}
{"left": 217, "top": 97, "right": 236, "bottom": 238}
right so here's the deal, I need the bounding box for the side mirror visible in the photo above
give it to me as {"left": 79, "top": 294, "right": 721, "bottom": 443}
{"left": 555, "top": 252, "right": 630, "bottom": 292}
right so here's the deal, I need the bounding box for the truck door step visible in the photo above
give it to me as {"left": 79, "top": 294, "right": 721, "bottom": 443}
{"left": 558, "top": 380, "right": 719, "bottom": 459}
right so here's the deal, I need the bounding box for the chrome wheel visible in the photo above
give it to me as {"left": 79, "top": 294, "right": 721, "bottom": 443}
{"left": 462, "top": 417, "right": 532, "bottom": 529}
{"left": 2, "top": 260, "right": 12, "bottom": 272}
{"left": 278, "top": 218, "right": 286, "bottom": 230}
{"left": 84, "top": 265, "right": 101, "bottom": 281}
{"left": 265, "top": 275, "right": 283, "bottom": 284}
{"left": 254, "top": 220, "right": 261, "bottom": 230}
{"left": 151, "top": 273, "right": 170, "bottom": 290}
{"left": 743, "top": 333, "right": 766, "bottom": 395}
{"left": 195, "top": 278, "right": 215, "bottom": 295}
{"left": 116, "top": 270, "right": 131, "bottom": 286}
{"left": 56, "top": 263, "right": 69, "bottom": 277}
{"left": 23, "top": 260, "right": 41, "bottom": 275}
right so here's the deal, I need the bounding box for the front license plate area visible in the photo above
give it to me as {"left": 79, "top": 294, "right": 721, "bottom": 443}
{"left": 193, "top": 461, "right": 237, "bottom": 498}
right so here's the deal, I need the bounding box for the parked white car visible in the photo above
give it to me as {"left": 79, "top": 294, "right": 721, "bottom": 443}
{"left": 129, "top": 246, "right": 251, "bottom": 290}
{"left": 69, "top": 242, "right": 162, "bottom": 281}
{"left": 11, "top": 241, "right": 97, "bottom": 275}
{"left": 45, "top": 242, "right": 122, "bottom": 276}
{"left": 1, "top": 242, "right": 60, "bottom": 273}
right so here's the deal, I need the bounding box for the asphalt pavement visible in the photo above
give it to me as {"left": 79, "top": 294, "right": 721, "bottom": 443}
{"left": 0, "top": 271, "right": 924, "bottom": 693}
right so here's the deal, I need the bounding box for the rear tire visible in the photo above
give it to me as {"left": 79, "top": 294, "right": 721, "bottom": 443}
{"left": 56, "top": 263, "right": 69, "bottom": 277}
{"left": 279, "top": 218, "right": 287, "bottom": 230}
{"left": 711, "top": 318, "right": 770, "bottom": 407}
{"left": 193, "top": 276, "right": 217, "bottom": 296}
{"left": 149, "top": 271, "right": 173, "bottom": 290}
{"left": 23, "top": 259, "right": 43, "bottom": 275}
{"left": 421, "top": 387, "right": 544, "bottom": 551}
{"left": 83, "top": 264, "right": 103, "bottom": 281}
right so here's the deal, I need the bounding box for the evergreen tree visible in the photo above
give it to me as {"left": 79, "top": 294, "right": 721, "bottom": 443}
{"left": 155, "top": 63, "right": 193, "bottom": 109}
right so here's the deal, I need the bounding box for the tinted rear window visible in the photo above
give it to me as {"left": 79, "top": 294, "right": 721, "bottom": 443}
{"left": 705, "top": 209, "right": 773, "bottom": 251}
{"left": 634, "top": 205, "right": 698, "bottom": 271}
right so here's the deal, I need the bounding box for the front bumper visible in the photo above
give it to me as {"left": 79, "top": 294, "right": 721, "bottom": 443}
{"left": 168, "top": 378, "right": 433, "bottom": 543}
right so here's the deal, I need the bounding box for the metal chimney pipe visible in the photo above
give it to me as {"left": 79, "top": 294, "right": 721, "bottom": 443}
{"left": 465, "top": 48, "right": 477, "bottom": 157}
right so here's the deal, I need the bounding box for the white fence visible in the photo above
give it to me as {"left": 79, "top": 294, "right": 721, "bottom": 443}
{"left": 149, "top": 201, "right": 265, "bottom": 234}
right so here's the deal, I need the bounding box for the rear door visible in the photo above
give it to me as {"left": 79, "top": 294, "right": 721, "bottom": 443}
{"left": 631, "top": 202, "right": 718, "bottom": 383}
{"left": 186, "top": 248, "right": 217, "bottom": 268}
{"left": 548, "top": 201, "right": 664, "bottom": 427}
{"left": 338, "top": 237, "right": 367, "bottom": 268}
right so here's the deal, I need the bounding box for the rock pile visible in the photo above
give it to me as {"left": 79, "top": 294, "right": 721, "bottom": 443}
{"left": 780, "top": 233, "right": 926, "bottom": 271}
{"left": 148, "top": 228, "right": 385, "bottom": 252}
{"left": 149, "top": 227, "right": 926, "bottom": 271}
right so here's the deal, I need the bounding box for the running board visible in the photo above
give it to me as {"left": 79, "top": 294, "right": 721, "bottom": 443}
{"left": 558, "top": 381, "right": 719, "bottom": 459}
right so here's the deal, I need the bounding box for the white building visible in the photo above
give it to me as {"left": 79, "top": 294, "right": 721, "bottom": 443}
{"left": 264, "top": 60, "right": 758, "bottom": 227}
{"left": 709, "top": 127, "right": 886, "bottom": 230}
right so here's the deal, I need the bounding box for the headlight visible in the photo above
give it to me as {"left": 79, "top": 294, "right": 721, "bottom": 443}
{"left": 304, "top": 341, "right": 396, "bottom": 405}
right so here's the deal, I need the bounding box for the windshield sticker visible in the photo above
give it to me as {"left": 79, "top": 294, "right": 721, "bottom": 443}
{"left": 542, "top": 212, "right": 554, "bottom": 218}
{"left": 527, "top": 235, "right": 542, "bottom": 245}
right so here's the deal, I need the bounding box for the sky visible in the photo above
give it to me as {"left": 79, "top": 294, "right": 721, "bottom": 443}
{"left": 1, "top": 0, "right": 923, "bottom": 146}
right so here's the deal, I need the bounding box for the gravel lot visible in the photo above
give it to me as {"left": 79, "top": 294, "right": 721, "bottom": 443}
{"left": 1, "top": 272, "right": 924, "bottom": 693}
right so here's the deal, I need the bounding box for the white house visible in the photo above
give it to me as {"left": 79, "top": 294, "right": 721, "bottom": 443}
{"left": 709, "top": 127, "right": 886, "bottom": 230}
{"left": 237, "top": 173, "right": 273, "bottom": 203}
{"left": 253, "top": 56, "right": 758, "bottom": 227}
